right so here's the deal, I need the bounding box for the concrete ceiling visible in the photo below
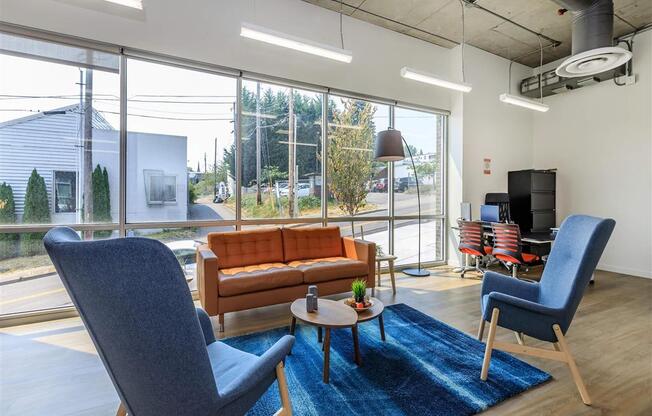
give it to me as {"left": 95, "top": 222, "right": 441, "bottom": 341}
{"left": 303, "top": 0, "right": 652, "bottom": 67}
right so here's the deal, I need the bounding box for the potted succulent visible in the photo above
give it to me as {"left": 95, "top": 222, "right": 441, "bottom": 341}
{"left": 351, "top": 279, "right": 367, "bottom": 308}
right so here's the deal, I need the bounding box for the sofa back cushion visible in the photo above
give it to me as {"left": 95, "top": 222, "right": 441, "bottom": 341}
{"left": 282, "top": 226, "right": 342, "bottom": 262}
{"left": 208, "top": 228, "right": 284, "bottom": 269}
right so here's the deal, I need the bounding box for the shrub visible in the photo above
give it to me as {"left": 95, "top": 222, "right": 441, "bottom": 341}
{"left": 21, "top": 169, "right": 50, "bottom": 256}
{"left": 0, "top": 182, "right": 18, "bottom": 259}
{"left": 188, "top": 181, "right": 198, "bottom": 204}
{"left": 93, "top": 165, "right": 112, "bottom": 238}
{"left": 298, "top": 195, "right": 320, "bottom": 211}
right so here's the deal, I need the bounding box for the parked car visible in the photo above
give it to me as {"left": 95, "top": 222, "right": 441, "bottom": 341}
{"left": 394, "top": 177, "right": 417, "bottom": 193}
{"left": 279, "top": 183, "right": 311, "bottom": 197}
{"left": 166, "top": 240, "right": 201, "bottom": 276}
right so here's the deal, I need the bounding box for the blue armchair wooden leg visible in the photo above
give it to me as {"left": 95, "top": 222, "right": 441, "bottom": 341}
{"left": 477, "top": 319, "right": 485, "bottom": 341}
{"left": 515, "top": 332, "right": 525, "bottom": 345}
{"left": 553, "top": 324, "right": 592, "bottom": 406}
{"left": 273, "top": 362, "right": 293, "bottom": 416}
{"left": 480, "top": 308, "right": 500, "bottom": 381}
{"left": 116, "top": 402, "right": 126, "bottom": 416}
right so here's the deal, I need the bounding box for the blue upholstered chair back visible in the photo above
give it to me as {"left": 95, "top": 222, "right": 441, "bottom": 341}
{"left": 44, "top": 227, "right": 220, "bottom": 416}
{"left": 539, "top": 215, "right": 615, "bottom": 327}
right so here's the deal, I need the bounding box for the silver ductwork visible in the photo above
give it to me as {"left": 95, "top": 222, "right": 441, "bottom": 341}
{"left": 553, "top": 0, "right": 632, "bottom": 77}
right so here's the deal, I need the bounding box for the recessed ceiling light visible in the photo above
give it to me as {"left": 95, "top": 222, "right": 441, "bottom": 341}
{"left": 103, "top": 0, "right": 143, "bottom": 10}
{"left": 240, "top": 23, "right": 352, "bottom": 63}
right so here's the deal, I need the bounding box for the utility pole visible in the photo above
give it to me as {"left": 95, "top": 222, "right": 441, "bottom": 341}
{"left": 287, "top": 89, "right": 296, "bottom": 218}
{"left": 214, "top": 137, "right": 218, "bottom": 199}
{"left": 204, "top": 152, "right": 207, "bottom": 173}
{"left": 83, "top": 68, "right": 93, "bottom": 239}
{"left": 255, "top": 83, "right": 262, "bottom": 205}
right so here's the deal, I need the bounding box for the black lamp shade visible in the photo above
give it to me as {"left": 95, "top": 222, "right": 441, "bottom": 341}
{"left": 374, "top": 129, "right": 405, "bottom": 161}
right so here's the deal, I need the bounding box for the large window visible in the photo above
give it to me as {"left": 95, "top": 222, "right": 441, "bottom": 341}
{"left": 240, "top": 80, "right": 322, "bottom": 219}
{"left": 0, "top": 30, "right": 447, "bottom": 319}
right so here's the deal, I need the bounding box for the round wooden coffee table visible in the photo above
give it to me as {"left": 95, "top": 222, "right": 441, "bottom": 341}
{"left": 290, "top": 298, "right": 359, "bottom": 383}
{"left": 339, "top": 297, "right": 386, "bottom": 341}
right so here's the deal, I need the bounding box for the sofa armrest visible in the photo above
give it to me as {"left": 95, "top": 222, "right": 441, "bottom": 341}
{"left": 342, "top": 237, "right": 376, "bottom": 288}
{"left": 197, "top": 245, "right": 219, "bottom": 316}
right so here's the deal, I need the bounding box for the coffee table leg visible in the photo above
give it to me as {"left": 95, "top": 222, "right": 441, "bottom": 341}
{"left": 290, "top": 317, "right": 296, "bottom": 335}
{"left": 379, "top": 314, "right": 386, "bottom": 341}
{"left": 318, "top": 326, "right": 323, "bottom": 343}
{"left": 352, "top": 324, "right": 361, "bottom": 366}
{"left": 323, "top": 328, "right": 331, "bottom": 383}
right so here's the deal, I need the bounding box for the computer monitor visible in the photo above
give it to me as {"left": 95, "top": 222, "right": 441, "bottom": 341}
{"left": 480, "top": 204, "right": 500, "bottom": 223}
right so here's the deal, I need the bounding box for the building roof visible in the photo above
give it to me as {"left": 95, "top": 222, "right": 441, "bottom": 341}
{"left": 0, "top": 104, "right": 114, "bottom": 130}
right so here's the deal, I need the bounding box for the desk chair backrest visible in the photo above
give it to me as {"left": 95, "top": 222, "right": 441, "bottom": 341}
{"left": 43, "top": 227, "right": 220, "bottom": 416}
{"left": 490, "top": 222, "right": 524, "bottom": 264}
{"left": 539, "top": 215, "right": 615, "bottom": 325}
{"left": 485, "top": 193, "right": 511, "bottom": 223}
{"left": 458, "top": 220, "right": 486, "bottom": 257}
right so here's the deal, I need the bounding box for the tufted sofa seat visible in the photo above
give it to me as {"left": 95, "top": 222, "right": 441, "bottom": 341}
{"left": 197, "top": 226, "right": 375, "bottom": 331}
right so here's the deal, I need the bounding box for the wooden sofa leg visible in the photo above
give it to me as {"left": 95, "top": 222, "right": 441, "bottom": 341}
{"left": 116, "top": 402, "right": 127, "bottom": 416}
{"left": 273, "top": 362, "right": 292, "bottom": 416}
{"left": 481, "top": 308, "right": 500, "bottom": 381}
{"left": 218, "top": 314, "right": 225, "bottom": 333}
{"left": 553, "top": 324, "right": 592, "bottom": 406}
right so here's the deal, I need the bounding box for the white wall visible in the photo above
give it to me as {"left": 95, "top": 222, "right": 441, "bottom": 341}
{"left": 532, "top": 31, "right": 652, "bottom": 278}
{"left": 0, "top": 0, "right": 452, "bottom": 111}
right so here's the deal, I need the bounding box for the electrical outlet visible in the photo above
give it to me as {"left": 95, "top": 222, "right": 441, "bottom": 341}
{"left": 615, "top": 74, "right": 637, "bottom": 85}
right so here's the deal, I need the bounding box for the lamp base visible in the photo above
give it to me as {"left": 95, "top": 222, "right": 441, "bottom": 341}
{"left": 402, "top": 268, "right": 431, "bottom": 277}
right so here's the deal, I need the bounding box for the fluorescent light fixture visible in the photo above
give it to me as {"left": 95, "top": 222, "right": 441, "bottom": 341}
{"left": 400, "top": 67, "right": 472, "bottom": 93}
{"left": 499, "top": 93, "right": 549, "bottom": 113}
{"left": 103, "top": 0, "right": 143, "bottom": 9}
{"left": 240, "top": 22, "right": 352, "bottom": 63}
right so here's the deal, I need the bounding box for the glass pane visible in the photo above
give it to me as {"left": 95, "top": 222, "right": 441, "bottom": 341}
{"left": 394, "top": 219, "right": 444, "bottom": 265}
{"left": 0, "top": 230, "right": 115, "bottom": 315}
{"left": 128, "top": 225, "right": 235, "bottom": 291}
{"left": 0, "top": 36, "right": 120, "bottom": 225}
{"left": 393, "top": 108, "right": 444, "bottom": 216}
{"left": 327, "top": 96, "right": 389, "bottom": 217}
{"left": 240, "top": 80, "right": 323, "bottom": 219}
{"left": 329, "top": 220, "right": 389, "bottom": 256}
{"left": 126, "top": 59, "right": 237, "bottom": 223}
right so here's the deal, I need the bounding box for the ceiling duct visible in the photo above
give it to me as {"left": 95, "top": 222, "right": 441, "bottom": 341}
{"left": 553, "top": 0, "right": 632, "bottom": 77}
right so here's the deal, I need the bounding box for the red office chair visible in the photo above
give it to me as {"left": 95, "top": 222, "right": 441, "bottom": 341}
{"left": 457, "top": 220, "right": 493, "bottom": 278}
{"left": 490, "top": 222, "right": 539, "bottom": 278}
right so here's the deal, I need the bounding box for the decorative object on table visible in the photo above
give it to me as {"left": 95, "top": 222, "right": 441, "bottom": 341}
{"left": 351, "top": 278, "right": 367, "bottom": 306}
{"left": 374, "top": 128, "right": 429, "bottom": 277}
{"left": 343, "top": 296, "right": 373, "bottom": 312}
{"left": 376, "top": 254, "right": 397, "bottom": 295}
{"left": 306, "top": 293, "right": 317, "bottom": 313}
{"left": 289, "top": 298, "right": 360, "bottom": 383}
{"left": 308, "top": 285, "right": 319, "bottom": 310}
{"left": 225, "top": 303, "right": 550, "bottom": 416}
{"left": 479, "top": 215, "right": 615, "bottom": 406}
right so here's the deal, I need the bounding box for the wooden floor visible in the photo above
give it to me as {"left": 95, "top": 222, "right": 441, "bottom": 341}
{"left": 1, "top": 267, "right": 651, "bottom": 415}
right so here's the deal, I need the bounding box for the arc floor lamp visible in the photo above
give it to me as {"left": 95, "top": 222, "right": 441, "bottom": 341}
{"left": 374, "top": 128, "right": 430, "bottom": 277}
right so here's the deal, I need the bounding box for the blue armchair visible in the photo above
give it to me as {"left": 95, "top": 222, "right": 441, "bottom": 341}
{"left": 478, "top": 215, "right": 615, "bottom": 405}
{"left": 44, "top": 227, "right": 294, "bottom": 416}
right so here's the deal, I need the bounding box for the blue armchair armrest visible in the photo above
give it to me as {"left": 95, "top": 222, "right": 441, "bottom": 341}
{"left": 481, "top": 271, "right": 540, "bottom": 302}
{"left": 219, "top": 335, "right": 295, "bottom": 405}
{"left": 196, "top": 307, "right": 216, "bottom": 345}
{"left": 485, "top": 292, "right": 560, "bottom": 317}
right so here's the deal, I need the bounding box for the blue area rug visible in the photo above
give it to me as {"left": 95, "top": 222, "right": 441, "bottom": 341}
{"left": 223, "top": 303, "right": 551, "bottom": 416}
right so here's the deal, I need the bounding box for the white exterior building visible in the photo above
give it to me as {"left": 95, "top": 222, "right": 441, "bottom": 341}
{"left": 0, "top": 105, "right": 188, "bottom": 224}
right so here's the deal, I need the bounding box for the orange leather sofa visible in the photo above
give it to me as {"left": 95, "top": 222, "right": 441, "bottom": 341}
{"left": 197, "top": 226, "right": 376, "bottom": 331}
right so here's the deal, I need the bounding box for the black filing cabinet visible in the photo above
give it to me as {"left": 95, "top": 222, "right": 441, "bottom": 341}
{"left": 508, "top": 169, "right": 556, "bottom": 233}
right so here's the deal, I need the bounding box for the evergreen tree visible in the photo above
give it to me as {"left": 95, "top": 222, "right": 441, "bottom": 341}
{"left": 22, "top": 169, "right": 50, "bottom": 255}
{"left": 92, "top": 165, "right": 112, "bottom": 238}
{"left": 0, "top": 182, "right": 18, "bottom": 259}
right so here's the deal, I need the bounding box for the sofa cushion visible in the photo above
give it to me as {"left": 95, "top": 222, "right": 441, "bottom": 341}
{"left": 287, "top": 257, "right": 368, "bottom": 284}
{"left": 218, "top": 263, "right": 304, "bottom": 296}
{"left": 282, "top": 226, "right": 342, "bottom": 262}
{"left": 208, "top": 228, "right": 284, "bottom": 269}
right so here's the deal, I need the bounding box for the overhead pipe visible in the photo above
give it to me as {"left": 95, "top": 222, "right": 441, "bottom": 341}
{"left": 553, "top": 0, "right": 614, "bottom": 54}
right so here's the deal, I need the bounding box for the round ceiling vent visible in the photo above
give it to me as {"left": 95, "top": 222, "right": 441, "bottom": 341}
{"left": 555, "top": 46, "right": 632, "bottom": 78}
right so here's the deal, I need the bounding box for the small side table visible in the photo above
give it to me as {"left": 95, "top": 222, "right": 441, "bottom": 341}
{"left": 376, "top": 255, "right": 397, "bottom": 294}
{"left": 339, "top": 297, "right": 386, "bottom": 343}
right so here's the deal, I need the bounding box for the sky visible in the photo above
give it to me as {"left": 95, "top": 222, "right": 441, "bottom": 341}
{"left": 1, "top": 52, "right": 441, "bottom": 172}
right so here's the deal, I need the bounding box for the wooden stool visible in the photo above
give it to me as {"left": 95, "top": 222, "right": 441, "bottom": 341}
{"left": 376, "top": 254, "right": 397, "bottom": 294}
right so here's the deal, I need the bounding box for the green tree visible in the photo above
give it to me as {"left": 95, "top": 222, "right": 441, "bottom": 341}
{"left": 326, "top": 100, "right": 376, "bottom": 216}
{"left": 22, "top": 169, "right": 50, "bottom": 255}
{"left": 412, "top": 160, "right": 438, "bottom": 182}
{"left": 0, "top": 182, "right": 18, "bottom": 259}
{"left": 92, "top": 165, "right": 112, "bottom": 238}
